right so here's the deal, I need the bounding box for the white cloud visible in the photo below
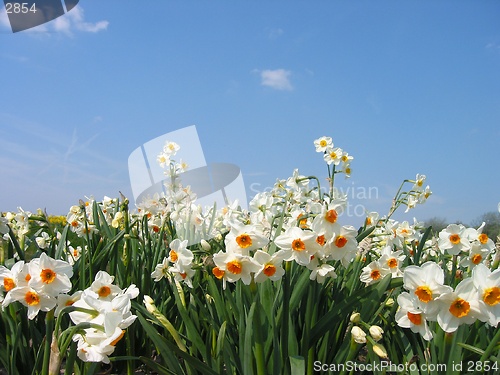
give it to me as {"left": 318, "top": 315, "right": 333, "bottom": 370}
{"left": 0, "top": 5, "right": 108, "bottom": 35}
{"left": 259, "top": 69, "right": 293, "bottom": 91}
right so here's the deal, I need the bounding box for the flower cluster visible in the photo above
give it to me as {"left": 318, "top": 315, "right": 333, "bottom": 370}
{"left": 0, "top": 254, "right": 138, "bottom": 363}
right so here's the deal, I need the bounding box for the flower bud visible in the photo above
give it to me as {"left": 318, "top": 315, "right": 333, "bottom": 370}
{"left": 351, "top": 326, "right": 366, "bottom": 344}
{"left": 350, "top": 312, "right": 361, "bottom": 323}
{"left": 143, "top": 295, "right": 156, "bottom": 314}
{"left": 201, "top": 239, "right": 211, "bottom": 251}
{"left": 369, "top": 325, "right": 384, "bottom": 341}
{"left": 372, "top": 343, "right": 388, "bottom": 359}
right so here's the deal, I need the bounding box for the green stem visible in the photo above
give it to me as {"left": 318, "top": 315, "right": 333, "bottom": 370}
{"left": 41, "top": 310, "right": 55, "bottom": 375}
{"left": 282, "top": 261, "right": 292, "bottom": 375}
{"left": 479, "top": 322, "right": 500, "bottom": 363}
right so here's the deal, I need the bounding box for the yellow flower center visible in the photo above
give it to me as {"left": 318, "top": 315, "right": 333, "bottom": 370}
{"left": 478, "top": 233, "right": 489, "bottom": 244}
{"left": 449, "top": 234, "right": 461, "bottom": 245}
{"left": 471, "top": 254, "right": 482, "bottom": 265}
{"left": 407, "top": 312, "right": 422, "bottom": 325}
{"left": 98, "top": 286, "right": 111, "bottom": 298}
{"left": 341, "top": 155, "right": 348, "bottom": 162}
{"left": 325, "top": 209, "right": 338, "bottom": 224}
{"left": 449, "top": 298, "right": 470, "bottom": 318}
{"left": 263, "top": 264, "right": 277, "bottom": 277}
{"left": 40, "top": 269, "right": 56, "bottom": 284}
{"left": 483, "top": 287, "right": 500, "bottom": 306}
{"left": 387, "top": 258, "right": 398, "bottom": 269}
{"left": 212, "top": 267, "right": 225, "bottom": 279}
{"left": 236, "top": 234, "right": 253, "bottom": 249}
{"left": 334, "top": 235, "right": 347, "bottom": 248}
{"left": 227, "top": 260, "right": 243, "bottom": 275}
{"left": 370, "top": 270, "right": 381, "bottom": 280}
{"left": 3, "top": 277, "right": 15, "bottom": 292}
{"left": 319, "top": 139, "right": 327, "bottom": 147}
{"left": 366, "top": 217, "right": 372, "bottom": 226}
{"left": 329, "top": 151, "right": 338, "bottom": 159}
{"left": 292, "top": 239, "right": 306, "bottom": 252}
{"left": 415, "top": 286, "right": 432, "bottom": 303}
{"left": 25, "top": 290, "right": 40, "bottom": 306}
{"left": 169, "top": 250, "right": 178, "bottom": 262}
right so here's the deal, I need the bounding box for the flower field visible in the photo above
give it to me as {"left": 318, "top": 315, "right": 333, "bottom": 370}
{"left": 1, "top": 136, "right": 499, "bottom": 375}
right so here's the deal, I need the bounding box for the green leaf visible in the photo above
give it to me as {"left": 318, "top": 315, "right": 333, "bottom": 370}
{"left": 290, "top": 356, "right": 305, "bottom": 375}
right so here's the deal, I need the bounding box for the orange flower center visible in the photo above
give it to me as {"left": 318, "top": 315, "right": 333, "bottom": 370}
{"left": 370, "top": 270, "right": 381, "bottom": 280}
{"left": 366, "top": 217, "right": 372, "bottom": 226}
{"left": 478, "top": 233, "right": 489, "bottom": 244}
{"left": 316, "top": 235, "right": 326, "bottom": 246}
{"left": 483, "top": 287, "right": 500, "bottom": 306}
{"left": 415, "top": 286, "right": 432, "bottom": 303}
{"left": 169, "top": 250, "right": 178, "bottom": 262}
{"left": 110, "top": 330, "right": 126, "bottom": 346}
{"left": 212, "top": 267, "right": 225, "bottom": 279}
{"left": 297, "top": 214, "right": 308, "bottom": 229}
{"left": 71, "top": 220, "right": 79, "bottom": 228}
{"left": 407, "top": 312, "right": 422, "bottom": 325}
{"left": 152, "top": 225, "right": 160, "bottom": 233}
{"left": 292, "top": 239, "right": 306, "bottom": 252}
{"left": 263, "top": 264, "right": 277, "bottom": 277}
{"left": 325, "top": 209, "right": 338, "bottom": 224}
{"left": 471, "top": 254, "right": 482, "bottom": 265}
{"left": 98, "top": 286, "right": 111, "bottom": 298}
{"left": 334, "top": 235, "right": 347, "bottom": 248}
{"left": 449, "top": 298, "right": 470, "bottom": 318}
{"left": 387, "top": 258, "right": 398, "bottom": 268}
{"left": 3, "top": 277, "right": 15, "bottom": 292}
{"left": 25, "top": 274, "right": 31, "bottom": 282}
{"left": 236, "top": 234, "right": 253, "bottom": 249}
{"left": 180, "top": 272, "right": 187, "bottom": 280}
{"left": 227, "top": 260, "right": 242, "bottom": 275}
{"left": 25, "top": 290, "right": 40, "bottom": 306}
{"left": 40, "top": 269, "right": 56, "bottom": 284}
{"left": 65, "top": 300, "right": 75, "bottom": 306}
{"left": 449, "top": 234, "right": 461, "bottom": 245}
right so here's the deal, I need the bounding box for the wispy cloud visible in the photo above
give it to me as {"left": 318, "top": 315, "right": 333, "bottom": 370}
{"left": 0, "top": 6, "right": 108, "bottom": 35}
{"left": 486, "top": 42, "right": 500, "bottom": 51}
{"left": 268, "top": 27, "right": 284, "bottom": 40}
{"left": 258, "top": 69, "right": 293, "bottom": 91}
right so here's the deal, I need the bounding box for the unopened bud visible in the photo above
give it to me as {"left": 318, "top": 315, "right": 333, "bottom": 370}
{"left": 369, "top": 325, "right": 384, "bottom": 342}
{"left": 350, "top": 312, "right": 361, "bottom": 323}
{"left": 372, "top": 343, "right": 388, "bottom": 359}
{"left": 351, "top": 326, "right": 366, "bottom": 344}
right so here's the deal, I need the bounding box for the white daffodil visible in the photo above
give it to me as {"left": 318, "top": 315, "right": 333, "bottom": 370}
{"left": 224, "top": 222, "right": 269, "bottom": 255}
{"left": 3, "top": 286, "right": 56, "bottom": 320}
{"left": 395, "top": 292, "right": 433, "bottom": 341}
{"left": 213, "top": 250, "right": 261, "bottom": 285}
{"left": 435, "top": 278, "right": 485, "bottom": 333}
{"left": 313, "top": 136, "right": 333, "bottom": 153}
{"left": 151, "top": 257, "right": 170, "bottom": 282}
{"left": 274, "top": 226, "right": 320, "bottom": 266}
{"left": 403, "top": 262, "right": 453, "bottom": 319}
{"left": 360, "top": 260, "right": 390, "bottom": 285}
{"left": 253, "top": 249, "right": 287, "bottom": 283}
{"left": 28, "top": 253, "right": 73, "bottom": 298}
{"left": 472, "top": 264, "right": 500, "bottom": 327}
{"left": 87, "top": 271, "right": 122, "bottom": 301}
{"left": 438, "top": 224, "right": 471, "bottom": 255}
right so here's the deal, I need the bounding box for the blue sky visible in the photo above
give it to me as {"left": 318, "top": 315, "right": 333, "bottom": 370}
{"left": 1, "top": 1, "right": 499, "bottom": 227}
